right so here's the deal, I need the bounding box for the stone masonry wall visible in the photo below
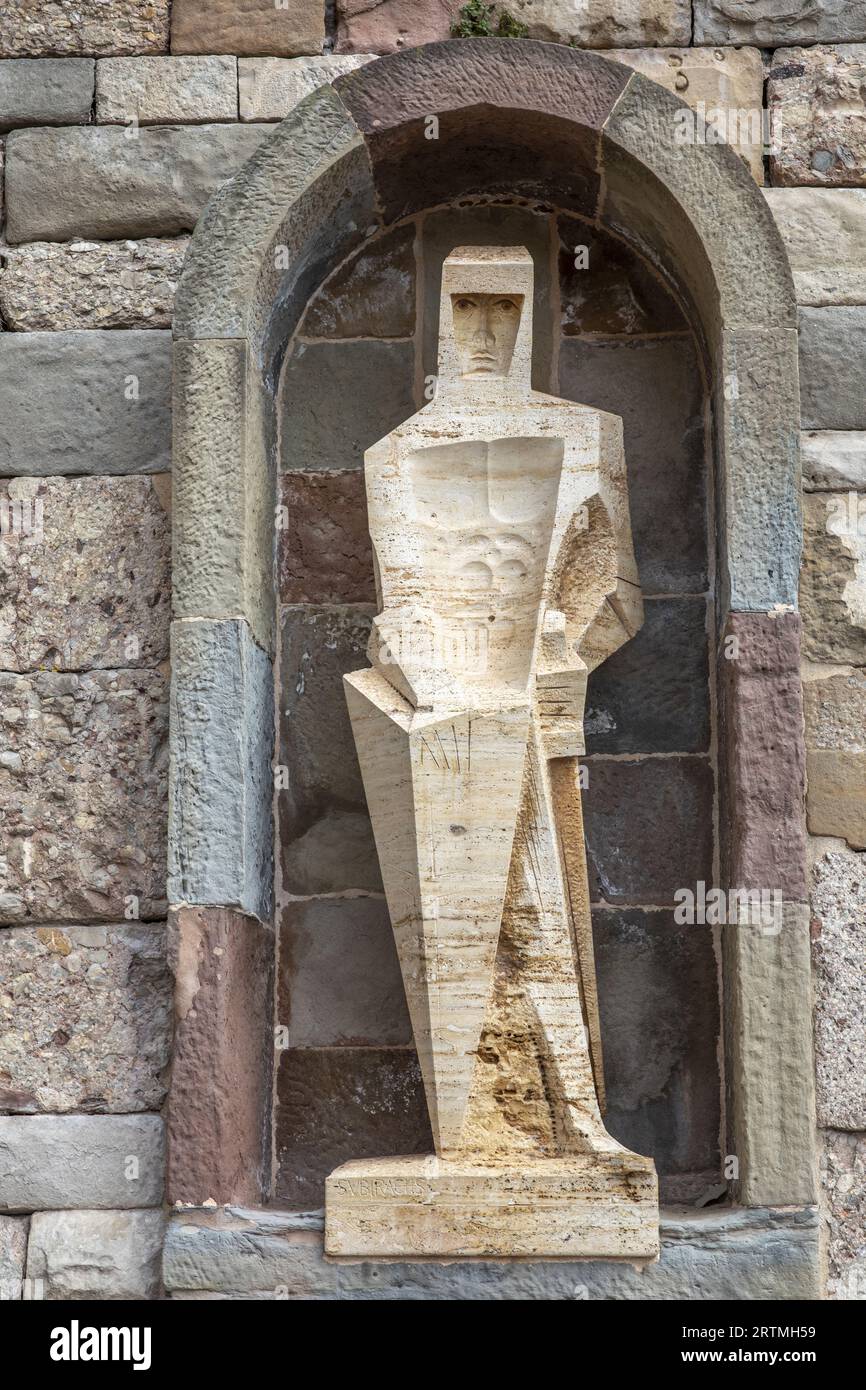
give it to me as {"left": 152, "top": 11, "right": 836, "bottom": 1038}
{"left": 0, "top": 1, "right": 864, "bottom": 1300}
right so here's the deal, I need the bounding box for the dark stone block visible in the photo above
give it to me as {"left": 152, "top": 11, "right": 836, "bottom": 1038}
{"left": 558, "top": 214, "right": 687, "bottom": 337}
{"left": 300, "top": 222, "right": 417, "bottom": 340}
{"left": 582, "top": 756, "right": 714, "bottom": 905}
{"left": 278, "top": 471, "right": 375, "bottom": 605}
{"left": 585, "top": 598, "right": 710, "bottom": 755}
{"left": 799, "top": 306, "right": 866, "bottom": 432}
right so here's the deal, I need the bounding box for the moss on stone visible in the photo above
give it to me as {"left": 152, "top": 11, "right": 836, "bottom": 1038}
{"left": 451, "top": 2, "right": 529, "bottom": 39}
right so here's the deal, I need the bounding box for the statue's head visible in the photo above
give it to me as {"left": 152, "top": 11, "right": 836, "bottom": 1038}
{"left": 438, "top": 246, "right": 534, "bottom": 390}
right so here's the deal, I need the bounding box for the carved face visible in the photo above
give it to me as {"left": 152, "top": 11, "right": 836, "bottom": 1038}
{"left": 450, "top": 293, "right": 524, "bottom": 378}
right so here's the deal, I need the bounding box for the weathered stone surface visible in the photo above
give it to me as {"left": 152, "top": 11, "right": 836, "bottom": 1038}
{"left": 282, "top": 811, "right": 381, "bottom": 896}
{"left": 801, "top": 492, "right": 866, "bottom": 664}
{"left": 0, "top": 1215, "right": 27, "bottom": 1300}
{"left": 804, "top": 668, "right": 866, "bottom": 849}
{"left": 164, "top": 1205, "right": 820, "bottom": 1299}
{"left": 275, "top": 1047, "right": 431, "bottom": 1207}
{"left": 336, "top": 0, "right": 458, "bottom": 50}
{"left": 821, "top": 1130, "right": 866, "bottom": 1299}
{"left": 0, "top": 924, "right": 171, "bottom": 1115}
{"left": 280, "top": 341, "right": 416, "bottom": 471}
{"left": 96, "top": 55, "right": 237, "bottom": 123}
{"left": 239, "top": 54, "right": 374, "bottom": 121}
{"left": 582, "top": 757, "right": 714, "bottom": 905}
{"left": 4, "top": 124, "right": 269, "bottom": 242}
{"left": 585, "top": 598, "right": 710, "bottom": 755}
{"left": 27, "top": 1209, "right": 164, "bottom": 1300}
{"left": 168, "top": 620, "right": 274, "bottom": 922}
{"left": 171, "top": 0, "right": 325, "bottom": 57}
{"left": 0, "top": 238, "right": 186, "bottom": 331}
{"left": 0, "top": 331, "right": 170, "bottom": 475}
{"left": 0, "top": 1114, "right": 164, "bottom": 1210}
{"left": 558, "top": 215, "right": 686, "bottom": 338}
{"left": 0, "top": 1, "right": 169, "bottom": 57}
{"left": 279, "top": 471, "right": 375, "bottom": 605}
{"left": 300, "top": 222, "right": 416, "bottom": 340}
{"left": 811, "top": 843, "right": 866, "bottom": 1130}
{"left": 719, "top": 612, "right": 807, "bottom": 899}
{"left": 696, "top": 0, "right": 866, "bottom": 45}
{"left": 802, "top": 432, "right": 866, "bottom": 491}
{"left": 764, "top": 189, "right": 866, "bottom": 307}
{"left": 605, "top": 45, "right": 765, "bottom": 182}
{"left": 279, "top": 897, "right": 409, "bottom": 1047}
{"left": 0, "top": 476, "right": 170, "bottom": 671}
{"left": 800, "top": 307, "right": 866, "bottom": 432}
{"left": 0, "top": 668, "right": 167, "bottom": 925}
{"left": 593, "top": 909, "right": 720, "bottom": 1202}
{"left": 0, "top": 58, "right": 93, "bottom": 131}
{"left": 167, "top": 907, "right": 273, "bottom": 1207}
{"left": 769, "top": 46, "right": 866, "bottom": 188}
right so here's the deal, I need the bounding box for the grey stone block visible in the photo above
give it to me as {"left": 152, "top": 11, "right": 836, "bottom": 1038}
{"left": 0, "top": 1214, "right": 27, "bottom": 1300}
{"left": 695, "top": 0, "right": 866, "bottom": 45}
{"left": 802, "top": 431, "right": 866, "bottom": 490}
{"left": 0, "top": 331, "right": 170, "bottom": 476}
{"left": 812, "top": 844, "right": 866, "bottom": 1130}
{"left": 800, "top": 307, "right": 866, "bottom": 432}
{"left": 239, "top": 55, "right": 375, "bottom": 121}
{"left": 163, "top": 1205, "right": 820, "bottom": 1299}
{"left": 0, "top": 1114, "right": 164, "bottom": 1211}
{"left": 27, "top": 1209, "right": 164, "bottom": 1300}
{"left": 0, "top": 59, "right": 94, "bottom": 132}
{"left": 0, "top": 237, "right": 187, "bottom": 332}
{"left": 764, "top": 189, "right": 866, "bottom": 307}
{"left": 96, "top": 56, "right": 238, "bottom": 124}
{"left": 4, "top": 123, "right": 270, "bottom": 243}
{"left": 168, "top": 619, "right": 274, "bottom": 923}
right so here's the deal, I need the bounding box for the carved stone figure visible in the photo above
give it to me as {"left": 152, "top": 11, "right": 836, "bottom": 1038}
{"left": 325, "top": 247, "right": 659, "bottom": 1259}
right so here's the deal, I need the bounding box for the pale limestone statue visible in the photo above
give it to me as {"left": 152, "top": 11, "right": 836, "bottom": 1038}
{"left": 325, "top": 247, "right": 659, "bottom": 1259}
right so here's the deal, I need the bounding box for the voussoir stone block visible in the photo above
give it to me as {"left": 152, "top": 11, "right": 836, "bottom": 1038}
{"left": 821, "top": 1130, "right": 866, "bottom": 1299}
{"left": 0, "top": 238, "right": 186, "bottom": 332}
{"left": 804, "top": 668, "right": 866, "bottom": 849}
{"left": 96, "top": 55, "right": 237, "bottom": 124}
{"left": 167, "top": 907, "right": 273, "bottom": 1207}
{"left": 0, "top": 330, "right": 170, "bottom": 476}
{"left": 764, "top": 190, "right": 866, "bottom": 307}
{"left": 811, "top": 843, "right": 866, "bottom": 1130}
{"left": 0, "top": 58, "right": 94, "bottom": 131}
{"left": 0, "top": 1, "right": 170, "bottom": 57}
{"left": 799, "top": 307, "right": 866, "bottom": 432}
{"left": 0, "top": 1215, "right": 27, "bottom": 1300}
{"left": 168, "top": 620, "right": 274, "bottom": 922}
{"left": 801, "top": 491, "right": 866, "bottom": 664}
{"left": 0, "top": 1114, "right": 164, "bottom": 1211}
{"left": 27, "top": 1209, "right": 165, "bottom": 1300}
{"left": 801, "top": 432, "right": 866, "bottom": 491}
{"left": 239, "top": 55, "right": 375, "bottom": 121}
{"left": 0, "top": 475, "right": 170, "bottom": 671}
{"left": 0, "top": 924, "right": 171, "bottom": 1116}
{"left": 769, "top": 46, "right": 866, "bottom": 187}
{"left": 171, "top": 0, "right": 325, "bottom": 57}
{"left": 4, "top": 124, "right": 269, "bottom": 243}
{"left": 695, "top": 0, "right": 866, "bottom": 45}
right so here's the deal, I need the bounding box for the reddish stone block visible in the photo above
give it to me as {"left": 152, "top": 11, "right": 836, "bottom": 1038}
{"left": 278, "top": 471, "right": 375, "bottom": 605}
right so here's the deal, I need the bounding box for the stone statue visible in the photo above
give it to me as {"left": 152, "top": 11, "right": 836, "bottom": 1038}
{"left": 326, "top": 247, "right": 659, "bottom": 1259}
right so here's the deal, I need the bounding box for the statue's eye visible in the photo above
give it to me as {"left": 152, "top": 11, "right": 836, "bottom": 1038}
{"left": 454, "top": 298, "right": 475, "bottom": 311}
{"left": 495, "top": 299, "right": 518, "bottom": 313}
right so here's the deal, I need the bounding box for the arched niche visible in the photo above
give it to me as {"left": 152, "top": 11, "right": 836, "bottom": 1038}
{"left": 167, "top": 40, "right": 814, "bottom": 1232}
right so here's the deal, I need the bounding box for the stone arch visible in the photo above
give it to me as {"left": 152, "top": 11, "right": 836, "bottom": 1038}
{"left": 168, "top": 39, "right": 812, "bottom": 1217}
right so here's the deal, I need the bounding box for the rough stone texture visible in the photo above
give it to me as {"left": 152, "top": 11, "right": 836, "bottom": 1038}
{"left": 769, "top": 46, "right": 866, "bottom": 188}
{"left": 0, "top": 238, "right": 186, "bottom": 331}
{"left": 96, "top": 55, "right": 237, "bottom": 124}
{"left": 821, "top": 1129, "right": 866, "bottom": 1299}
{"left": 804, "top": 669, "right": 866, "bottom": 848}
{"left": 593, "top": 909, "right": 720, "bottom": 1201}
{"left": 167, "top": 907, "right": 273, "bottom": 1208}
{"left": 275, "top": 1047, "right": 431, "bottom": 1207}
{"left": 584, "top": 598, "right": 710, "bottom": 755}
{"left": 239, "top": 55, "right": 374, "bottom": 121}
{"left": 801, "top": 492, "right": 866, "bottom": 665}
{"left": 0, "top": 1114, "right": 164, "bottom": 1210}
{"left": 582, "top": 757, "right": 714, "bottom": 906}
{"left": 335, "top": 0, "right": 459, "bottom": 50}
{"left": 799, "top": 307, "right": 866, "bottom": 432}
{"left": 696, "top": 0, "right": 866, "bottom": 45}
{"left": 0, "top": 924, "right": 171, "bottom": 1115}
{"left": 163, "top": 1205, "right": 820, "bottom": 1299}
{"left": 764, "top": 190, "right": 866, "bottom": 307}
{"left": 558, "top": 215, "right": 687, "bottom": 338}
{"left": 300, "top": 222, "right": 416, "bottom": 340}
{"left": 0, "top": 1215, "right": 27, "bottom": 1300}
{"left": 0, "top": 475, "right": 170, "bottom": 671}
{"left": 279, "top": 897, "right": 410, "bottom": 1047}
{"left": 0, "top": 2, "right": 170, "bottom": 57}
{"left": 0, "top": 331, "right": 170, "bottom": 475}
{"left": 168, "top": 620, "right": 274, "bottom": 922}
{"left": 278, "top": 471, "right": 375, "bottom": 605}
{"left": 811, "top": 843, "right": 866, "bottom": 1131}
{"left": 802, "top": 432, "right": 866, "bottom": 491}
{"left": 280, "top": 341, "right": 416, "bottom": 471}
{"left": 171, "top": 0, "right": 325, "bottom": 57}
{"left": 4, "top": 124, "right": 269, "bottom": 243}
{"left": 0, "top": 668, "right": 168, "bottom": 924}
{"left": 605, "top": 45, "right": 765, "bottom": 183}
{"left": 27, "top": 1209, "right": 164, "bottom": 1300}
{"left": 0, "top": 58, "right": 94, "bottom": 131}
{"left": 719, "top": 612, "right": 808, "bottom": 900}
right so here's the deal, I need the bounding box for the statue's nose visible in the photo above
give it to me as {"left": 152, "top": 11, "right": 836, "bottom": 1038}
{"left": 472, "top": 310, "right": 495, "bottom": 348}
